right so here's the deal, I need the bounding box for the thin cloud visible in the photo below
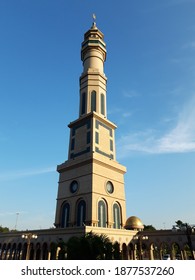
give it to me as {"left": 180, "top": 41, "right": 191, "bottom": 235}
{"left": 122, "top": 112, "right": 133, "bottom": 118}
{"left": 182, "top": 41, "right": 195, "bottom": 50}
{"left": 117, "top": 96, "right": 195, "bottom": 157}
{"left": 107, "top": 107, "right": 121, "bottom": 115}
{"left": 0, "top": 166, "right": 56, "bottom": 181}
{"left": 123, "top": 89, "right": 140, "bottom": 98}
{"left": 108, "top": 107, "right": 133, "bottom": 119}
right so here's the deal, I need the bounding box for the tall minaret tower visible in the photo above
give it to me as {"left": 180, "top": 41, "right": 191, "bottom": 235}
{"left": 55, "top": 18, "right": 127, "bottom": 230}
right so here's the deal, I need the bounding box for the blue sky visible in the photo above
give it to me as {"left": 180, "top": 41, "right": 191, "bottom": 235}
{"left": 0, "top": 0, "right": 195, "bottom": 231}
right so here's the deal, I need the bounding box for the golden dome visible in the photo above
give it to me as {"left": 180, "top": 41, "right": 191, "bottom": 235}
{"left": 124, "top": 216, "right": 144, "bottom": 230}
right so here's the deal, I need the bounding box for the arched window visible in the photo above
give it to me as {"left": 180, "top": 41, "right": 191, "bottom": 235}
{"left": 91, "top": 91, "right": 96, "bottom": 112}
{"left": 76, "top": 200, "right": 86, "bottom": 226}
{"left": 61, "top": 202, "right": 70, "bottom": 228}
{"left": 113, "top": 203, "right": 121, "bottom": 229}
{"left": 98, "top": 200, "right": 107, "bottom": 227}
{"left": 81, "top": 92, "right": 86, "bottom": 115}
{"left": 101, "top": 93, "right": 105, "bottom": 115}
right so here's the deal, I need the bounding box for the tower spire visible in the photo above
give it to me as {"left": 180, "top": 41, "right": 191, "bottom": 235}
{"left": 92, "top": 13, "right": 96, "bottom": 28}
{"left": 80, "top": 21, "right": 107, "bottom": 117}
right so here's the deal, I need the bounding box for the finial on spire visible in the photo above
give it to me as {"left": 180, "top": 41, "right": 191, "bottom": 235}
{"left": 92, "top": 13, "right": 97, "bottom": 28}
{"left": 93, "top": 13, "right": 96, "bottom": 23}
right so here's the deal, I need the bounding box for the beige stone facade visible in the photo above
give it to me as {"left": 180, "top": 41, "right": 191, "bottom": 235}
{"left": 0, "top": 21, "right": 194, "bottom": 260}
{"left": 54, "top": 21, "right": 126, "bottom": 230}
{"left": 0, "top": 227, "right": 195, "bottom": 260}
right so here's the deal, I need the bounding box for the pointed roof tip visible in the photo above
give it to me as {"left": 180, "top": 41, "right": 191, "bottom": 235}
{"left": 91, "top": 22, "right": 97, "bottom": 29}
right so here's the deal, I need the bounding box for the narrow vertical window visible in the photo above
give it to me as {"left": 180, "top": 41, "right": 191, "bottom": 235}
{"left": 91, "top": 91, "right": 96, "bottom": 112}
{"left": 95, "top": 132, "right": 99, "bottom": 144}
{"left": 61, "top": 202, "right": 70, "bottom": 228}
{"left": 110, "top": 140, "right": 113, "bottom": 151}
{"left": 71, "top": 139, "right": 75, "bottom": 150}
{"left": 113, "top": 203, "right": 121, "bottom": 229}
{"left": 87, "top": 131, "right": 90, "bottom": 144}
{"left": 101, "top": 93, "right": 105, "bottom": 115}
{"left": 98, "top": 200, "right": 107, "bottom": 227}
{"left": 81, "top": 92, "right": 86, "bottom": 115}
{"left": 77, "top": 200, "right": 86, "bottom": 226}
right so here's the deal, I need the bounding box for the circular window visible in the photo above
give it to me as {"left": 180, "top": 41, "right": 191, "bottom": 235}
{"left": 70, "top": 180, "right": 78, "bottom": 193}
{"left": 106, "top": 181, "right": 114, "bottom": 194}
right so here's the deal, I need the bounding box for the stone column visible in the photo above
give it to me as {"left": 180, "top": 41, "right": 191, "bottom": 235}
{"left": 48, "top": 251, "right": 51, "bottom": 260}
{"left": 149, "top": 246, "right": 154, "bottom": 260}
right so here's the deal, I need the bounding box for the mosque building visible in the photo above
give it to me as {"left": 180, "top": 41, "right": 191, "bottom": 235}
{"left": 0, "top": 20, "right": 194, "bottom": 260}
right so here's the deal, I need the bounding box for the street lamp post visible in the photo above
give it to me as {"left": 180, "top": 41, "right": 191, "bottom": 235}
{"left": 22, "top": 233, "right": 38, "bottom": 260}
{"left": 14, "top": 212, "right": 19, "bottom": 230}
{"left": 134, "top": 235, "right": 148, "bottom": 260}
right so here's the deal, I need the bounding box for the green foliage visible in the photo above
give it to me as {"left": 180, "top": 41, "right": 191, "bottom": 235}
{"left": 143, "top": 224, "right": 156, "bottom": 231}
{"left": 50, "top": 242, "right": 58, "bottom": 260}
{"left": 112, "top": 241, "right": 121, "bottom": 260}
{"left": 57, "top": 239, "right": 67, "bottom": 260}
{"left": 66, "top": 236, "right": 81, "bottom": 259}
{"left": 66, "top": 231, "right": 117, "bottom": 260}
{"left": 175, "top": 220, "right": 186, "bottom": 228}
{"left": 0, "top": 225, "right": 10, "bottom": 233}
{"left": 0, "top": 225, "right": 18, "bottom": 233}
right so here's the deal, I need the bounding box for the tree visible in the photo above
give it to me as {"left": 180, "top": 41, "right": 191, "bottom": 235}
{"left": 57, "top": 239, "right": 67, "bottom": 260}
{"left": 112, "top": 241, "right": 121, "bottom": 260}
{"left": 175, "top": 220, "right": 185, "bottom": 228}
{"left": 144, "top": 225, "right": 156, "bottom": 231}
{"left": 66, "top": 232, "right": 115, "bottom": 260}
{"left": 0, "top": 225, "right": 9, "bottom": 233}
{"left": 66, "top": 236, "right": 81, "bottom": 259}
{"left": 174, "top": 220, "right": 194, "bottom": 260}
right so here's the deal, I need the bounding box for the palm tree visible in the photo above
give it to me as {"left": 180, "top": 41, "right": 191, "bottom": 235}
{"left": 66, "top": 231, "right": 115, "bottom": 260}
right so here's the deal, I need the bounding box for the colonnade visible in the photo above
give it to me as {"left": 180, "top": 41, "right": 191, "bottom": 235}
{"left": 1, "top": 240, "right": 194, "bottom": 260}
{"left": 122, "top": 241, "right": 195, "bottom": 260}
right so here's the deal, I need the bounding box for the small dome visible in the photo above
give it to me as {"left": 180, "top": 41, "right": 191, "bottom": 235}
{"left": 124, "top": 216, "right": 144, "bottom": 230}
